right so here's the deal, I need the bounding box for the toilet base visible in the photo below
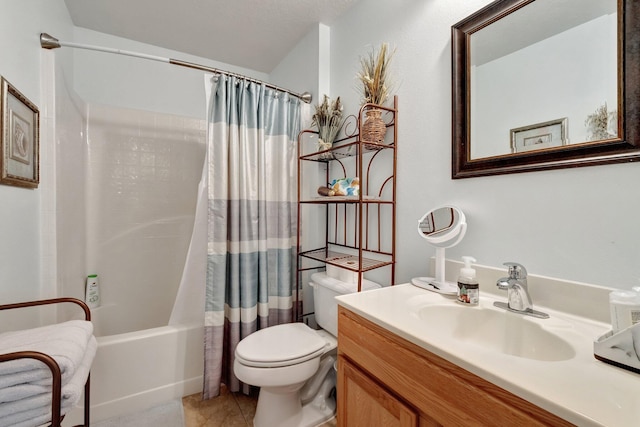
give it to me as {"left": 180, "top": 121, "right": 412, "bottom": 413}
{"left": 254, "top": 392, "right": 335, "bottom": 427}
{"left": 253, "top": 361, "right": 336, "bottom": 427}
{"left": 300, "top": 371, "right": 336, "bottom": 427}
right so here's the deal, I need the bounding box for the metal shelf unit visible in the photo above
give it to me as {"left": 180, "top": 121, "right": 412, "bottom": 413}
{"left": 295, "top": 96, "right": 398, "bottom": 322}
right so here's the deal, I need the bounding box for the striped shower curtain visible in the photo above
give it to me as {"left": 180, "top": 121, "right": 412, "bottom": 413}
{"left": 203, "top": 75, "right": 301, "bottom": 398}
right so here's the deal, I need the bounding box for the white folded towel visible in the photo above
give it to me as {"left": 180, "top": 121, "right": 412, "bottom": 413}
{"left": 0, "top": 320, "right": 93, "bottom": 389}
{"left": 0, "top": 384, "right": 44, "bottom": 404}
{"left": 0, "top": 335, "right": 96, "bottom": 427}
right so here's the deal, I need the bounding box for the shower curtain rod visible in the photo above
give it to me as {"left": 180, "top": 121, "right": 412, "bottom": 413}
{"left": 39, "top": 33, "right": 312, "bottom": 104}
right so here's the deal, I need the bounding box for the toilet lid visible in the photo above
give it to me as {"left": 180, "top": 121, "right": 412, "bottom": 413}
{"left": 235, "top": 323, "right": 327, "bottom": 368}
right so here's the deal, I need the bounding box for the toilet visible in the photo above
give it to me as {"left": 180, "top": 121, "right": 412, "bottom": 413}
{"left": 234, "top": 272, "right": 380, "bottom": 427}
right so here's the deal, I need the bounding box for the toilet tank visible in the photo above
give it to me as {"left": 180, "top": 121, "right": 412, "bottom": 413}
{"left": 310, "top": 272, "right": 381, "bottom": 336}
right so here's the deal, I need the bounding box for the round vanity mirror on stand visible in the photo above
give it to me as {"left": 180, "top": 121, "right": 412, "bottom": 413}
{"left": 412, "top": 206, "right": 467, "bottom": 294}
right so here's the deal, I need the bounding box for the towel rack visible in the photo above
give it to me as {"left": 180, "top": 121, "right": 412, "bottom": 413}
{"left": 0, "top": 297, "right": 92, "bottom": 427}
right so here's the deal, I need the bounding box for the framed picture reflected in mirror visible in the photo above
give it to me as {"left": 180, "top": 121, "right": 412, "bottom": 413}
{"left": 510, "top": 118, "right": 567, "bottom": 153}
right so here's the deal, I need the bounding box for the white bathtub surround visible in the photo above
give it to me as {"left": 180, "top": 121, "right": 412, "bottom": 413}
{"left": 337, "top": 261, "right": 640, "bottom": 427}
{"left": 84, "top": 104, "right": 205, "bottom": 334}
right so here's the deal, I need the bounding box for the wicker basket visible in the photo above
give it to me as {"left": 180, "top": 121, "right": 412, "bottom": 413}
{"left": 361, "top": 109, "right": 386, "bottom": 149}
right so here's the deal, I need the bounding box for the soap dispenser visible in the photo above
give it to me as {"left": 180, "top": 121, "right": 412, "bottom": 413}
{"left": 457, "top": 256, "right": 478, "bottom": 305}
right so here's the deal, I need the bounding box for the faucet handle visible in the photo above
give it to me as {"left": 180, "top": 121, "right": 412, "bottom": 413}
{"left": 504, "top": 262, "right": 527, "bottom": 279}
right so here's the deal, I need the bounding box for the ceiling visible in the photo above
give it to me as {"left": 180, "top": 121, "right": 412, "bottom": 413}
{"left": 63, "top": 0, "right": 359, "bottom": 73}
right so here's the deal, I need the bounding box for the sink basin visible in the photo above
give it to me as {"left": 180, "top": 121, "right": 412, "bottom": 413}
{"left": 415, "top": 303, "right": 576, "bottom": 361}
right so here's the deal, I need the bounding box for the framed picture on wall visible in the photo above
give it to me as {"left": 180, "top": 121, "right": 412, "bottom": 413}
{"left": 510, "top": 118, "right": 567, "bottom": 154}
{"left": 0, "top": 76, "right": 39, "bottom": 188}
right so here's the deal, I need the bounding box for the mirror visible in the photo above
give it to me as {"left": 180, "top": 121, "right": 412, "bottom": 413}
{"left": 412, "top": 206, "right": 467, "bottom": 294}
{"left": 452, "top": 0, "right": 640, "bottom": 178}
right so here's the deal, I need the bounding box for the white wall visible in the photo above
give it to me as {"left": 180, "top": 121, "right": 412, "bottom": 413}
{"left": 72, "top": 28, "right": 270, "bottom": 119}
{"left": 0, "top": 0, "right": 75, "bottom": 328}
{"left": 327, "top": 0, "right": 640, "bottom": 290}
{"left": 271, "top": 23, "right": 331, "bottom": 107}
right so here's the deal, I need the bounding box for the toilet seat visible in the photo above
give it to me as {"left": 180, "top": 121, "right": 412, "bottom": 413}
{"left": 235, "top": 323, "right": 328, "bottom": 368}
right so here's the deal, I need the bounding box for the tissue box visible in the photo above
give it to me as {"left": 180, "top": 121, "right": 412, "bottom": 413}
{"left": 326, "top": 261, "right": 361, "bottom": 284}
{"left": 329, "top": 177, "right": 359, "bottom": 196}
{"left": 594, "top": 322, "right": 640, "bottom": 374}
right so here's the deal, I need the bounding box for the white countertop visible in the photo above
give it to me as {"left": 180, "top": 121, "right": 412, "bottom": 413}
{"left": 336, "top": 283, "right": 640, "bottom": 427}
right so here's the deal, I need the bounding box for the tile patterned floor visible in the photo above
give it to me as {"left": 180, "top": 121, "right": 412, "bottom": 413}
{"left": 182, "top": 386, "right": 257, "bottom": 427}
{"left": 182, "top": 386, "right": 337, "bottom": 427}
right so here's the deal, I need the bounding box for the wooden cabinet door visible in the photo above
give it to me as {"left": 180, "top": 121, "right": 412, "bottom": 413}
{"left": 338, "top": 357, "right": 417, "bottom": 427}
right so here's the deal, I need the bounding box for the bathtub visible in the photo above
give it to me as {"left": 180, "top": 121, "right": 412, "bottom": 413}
{"left": 64, "top": 307, "right": 204, "bottom": 425}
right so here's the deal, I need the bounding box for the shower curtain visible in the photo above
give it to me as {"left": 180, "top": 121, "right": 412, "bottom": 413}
{"left": 203, "top": 75, "right": 301, "bottom": 398}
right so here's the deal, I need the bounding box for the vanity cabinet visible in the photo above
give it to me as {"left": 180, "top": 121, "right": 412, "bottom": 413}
{"left": 295, "top": 97, "right": 398, "bottom": 320}
{"left": 341, "top": 358, "right": 418, "bottom": 426}
{"left": 337, "top": 306, "right": 574, "bottom": 427}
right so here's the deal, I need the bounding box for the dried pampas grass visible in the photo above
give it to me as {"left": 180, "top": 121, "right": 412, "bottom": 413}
{"left": 312, "top": 95, "right": 345, "bottom": 145}
{"left": 356, "top": 43, "right": 395, "bottom": 105}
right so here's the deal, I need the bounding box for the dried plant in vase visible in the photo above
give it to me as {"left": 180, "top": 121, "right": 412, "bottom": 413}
{"left": 357, "top": 43, "right": 395, "bottom": 106}
{"left": 585, "top": 103, "right": 618, "bottom": 141}
{"left": 312, "top": 95, "right": 345, "bottom": 157}
{"left": 356, "top": 43, "right": 395, "bottom": 147}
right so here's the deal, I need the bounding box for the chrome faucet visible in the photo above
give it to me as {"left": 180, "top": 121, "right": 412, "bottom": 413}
{"left": 494, "top": 262, "right": 549, "bottom": 319}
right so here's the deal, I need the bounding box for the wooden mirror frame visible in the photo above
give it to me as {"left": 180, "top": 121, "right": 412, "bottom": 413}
{"left": 452, "top": 0, "right": 639, "bottom": 179}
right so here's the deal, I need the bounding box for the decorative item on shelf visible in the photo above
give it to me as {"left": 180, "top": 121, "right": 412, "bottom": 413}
{"left": 356, "top": 43, "right": 395, "bottom": 149}
{"left": 361, "top": 109, "right": 386, "bottom": 148}
{"left": 317, "top": 186, "right": 335, "bottom": 197}
{"left": 329, "top": 177, "right": 359, "bottom": 196}
{"left": 585, "top": 103, "right": 618, "bottom": 141}
{"left": 312, "top": 95, "right": 345, "bottom": 159}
